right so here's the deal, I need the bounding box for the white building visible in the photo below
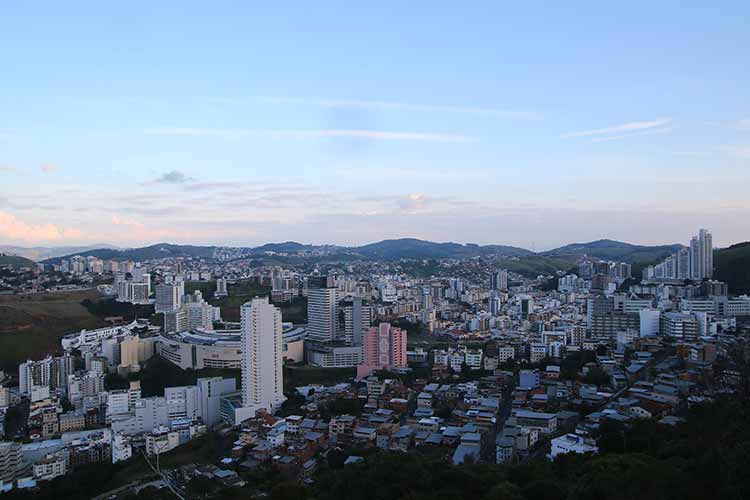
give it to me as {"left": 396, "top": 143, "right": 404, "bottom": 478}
{"left": 183, "top": 291, "right": 215, "bottom": 331}
{"left": 32, "top": 452, "right": 66, "bottom": 481}
{"left": 112, "top": 432, "right": 132, "bottom": 463}
{"left": 215, "top": 278, "right": 228, "bottom": 298}
{"left": 236, "top": 297, "right": 286, "bottom": 423}
{"left": 549, "top": 433, "right": 598, "bottom": 458}
{"left": 639, "top": 309, "right": 661, "bottom": 337}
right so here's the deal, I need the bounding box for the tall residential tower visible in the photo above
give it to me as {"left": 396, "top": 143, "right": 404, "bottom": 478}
{"left": 235, "top": 297, "right": 286, "bottom": 423}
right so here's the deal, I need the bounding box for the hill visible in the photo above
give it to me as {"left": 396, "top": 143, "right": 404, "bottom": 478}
{"left": 43, "top": 243, "right": 217, "bottom": 264}
{"left": 0, "top": 254, "right": 36, "bottom": 269}
{"left": 354, "top": 238, "right": 533, "bottom": 260}
{"left": 714, "top": 242, "right": 750, "bottom": 295}
{"left": 0, "top": 290, "right": 108, "bottom": 371}
{"left": 543, "top": 239, "right": 683, "bottom": 263}
{"left": 250, "top": 241, "right": 321, "bottom": 253}
{"left": 0, "top": 244, "right": 119, "bottom": 261}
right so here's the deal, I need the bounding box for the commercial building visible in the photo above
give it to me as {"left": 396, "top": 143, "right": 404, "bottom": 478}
{"left": 155, "top": 283, "right": 182, "bottom": 313}
{"left": 306, "top": 342, "right": 362, "bottom": 368}
{"left": 307, "top": 283, "right": 338, "bottom": 342}
{"left": 158, "top": 330, "right": 243, "bottom": 370}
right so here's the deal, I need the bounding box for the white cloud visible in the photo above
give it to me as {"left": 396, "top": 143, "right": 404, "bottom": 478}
{"left": 0, "top": 164, "right": 16, "bottom": 172}
{"left": 397, "top": 193, "right": 429, "bottom": 213}
{"left": 561, "top": 118, "right": 672, "bottom": 139}
{"left": 111, "top": 215, "right": 144, "bottom": 228}
{"left": 146, "top": 128, "right": 476, "bottom": 143}
{"left": 591, "top": 127, "right": 673, "bottom": 143}
{"left": 0, "top": 211, "right": 82, "bottom": 243}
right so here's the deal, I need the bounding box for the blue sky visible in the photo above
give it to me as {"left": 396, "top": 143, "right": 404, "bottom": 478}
{"left": 1, "top": 2, "right": 748, "bottom": 249}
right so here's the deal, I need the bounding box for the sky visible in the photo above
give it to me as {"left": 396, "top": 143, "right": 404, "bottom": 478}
{"left": 1, "top": 1, "right": 749, "bottom": 250}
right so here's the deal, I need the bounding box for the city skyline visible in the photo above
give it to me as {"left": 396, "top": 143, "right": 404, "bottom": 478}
{"left": 1, "top": 3, "right": 750, "bottom": 249}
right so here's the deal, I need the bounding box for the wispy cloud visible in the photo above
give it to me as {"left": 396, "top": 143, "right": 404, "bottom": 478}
{"left": 111, "top": 215, "right": 144, "bottom": 228}
{"left": 145, "top": 128, "right": 477, "bottom": 143}
{"left": 737, "top": 119, "right": 750, "bottom": 131}
{"left": 561, "top": 118, "right": 672, "bottom": 139}
{"left": 591, "top": 126, "right": 673, "bottom": 143}
{"left": 40, "top": 163, "right": 59, "bottom": 173}
{"left": 252, "top": 96, "right": 540, "bottom": 119}
{"left": 0, "top": 164, "right": 16, "bottom": 172}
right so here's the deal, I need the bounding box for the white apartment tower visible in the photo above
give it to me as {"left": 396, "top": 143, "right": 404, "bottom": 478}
{"left": 490, "top": 270, "right": 509, "bottom": 291}
{"left": 689, "top": 228, "right": 713, "bottom": 280}
{"left": 237, "top": 297, "right": 286, "bottom": 422}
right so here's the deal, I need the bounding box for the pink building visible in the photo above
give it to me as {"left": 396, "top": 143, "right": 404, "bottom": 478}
{"left": 356, "top": 322, "right": 407, "bottom": 378}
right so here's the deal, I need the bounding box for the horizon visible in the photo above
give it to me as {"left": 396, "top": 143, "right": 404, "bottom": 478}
{"left": 2, "top": 3, "right": 749, "bottom": 249}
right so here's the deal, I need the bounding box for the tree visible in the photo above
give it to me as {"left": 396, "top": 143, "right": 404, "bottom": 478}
{"left": 582, "top": 367, "right": 611, "bottom": 387}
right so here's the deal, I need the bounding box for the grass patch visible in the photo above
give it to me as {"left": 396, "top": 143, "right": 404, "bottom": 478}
{"left": 0, "top": 290, "right": 107, "bottom": 371}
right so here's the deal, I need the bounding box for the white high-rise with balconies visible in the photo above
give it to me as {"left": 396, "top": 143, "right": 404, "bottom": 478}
{"left": 236, "top": 297, "right": 285, "bottom": 423}
{"left": 689, "top": 229, "right": 713, "bottom": 280}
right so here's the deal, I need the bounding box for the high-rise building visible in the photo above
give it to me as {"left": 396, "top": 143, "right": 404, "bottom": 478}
{"left": 342, "top": 298, "right": 371, "bottom": 346}
{"left": 490, "top": 270, "right": 509, "bottom": 291}
{"left": 420, "top": 286, "right": 433, "bottom": 311}
{"left": 519, "top": 296, "right": 534, "bottom": 319}
{"left": 236, "top": 297, "right": 285, "bottom": 422}
{"left": 688, "top": 228, "right": 713, "bottom": 280}
{"left": 639, "top": 309, "right": 661, "bottom": 337}
{"left": 155, "top": 283, "right": 182, "bottom": 313}
{"left": 356, "top": 322, "right": 407, "bottom": 378}
{"left": 307, "top": 279, "right": 338, "bottom": 342}
{"left": 19, "top": 354, "right": 74, "bottom": 395}
{"left": 0, "top": 442, "right": 28, "bottom": 483}
{"left": 215, "top": 278, "right": 228, "bottom": 298}
{"left": 164, "top": 309, "right": 188, "bottom": 333}
{"left": 489, "top": 293, "right": 502, "bottom": 316}
{"left": 183, "top": 291, "right": 215, "bottom": 331}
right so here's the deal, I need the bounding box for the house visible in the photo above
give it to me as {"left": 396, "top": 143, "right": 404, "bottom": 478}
{"left": 495, "top": 436, "right": 515, "bottom": 463}
{"left": 513, "top": 410, "right": 558, "bottom": 434}
{"left": 549, "top": 433, "right": 597, "bottom": 459}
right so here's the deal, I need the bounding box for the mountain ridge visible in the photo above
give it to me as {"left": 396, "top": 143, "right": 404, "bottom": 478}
{"left": 35, "top": 237, "right": 701, "bottom": 264}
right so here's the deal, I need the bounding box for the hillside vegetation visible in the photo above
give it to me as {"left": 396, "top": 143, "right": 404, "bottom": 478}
{"left": 0, "top": 255, "right": 36, "bottom": 269}
{"left": 543, "top": 239, "right": 683, "bottom": 263}
{"left": 715, "top": 242, "right": 750, "bottom": 295}
{"left": 0, "top": 290, "right": 107, "bottom": 371}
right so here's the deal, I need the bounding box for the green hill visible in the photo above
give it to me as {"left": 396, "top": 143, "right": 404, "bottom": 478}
{"left": 355, "top": 238, "right": 533, "bottom": 260}
{"left": 543, "top": 239, "right": 683, "bottom": 263}
{"left": 0, "top": 254, "right": 36, "bottom": 269}
{"left": 43, "top": 243, "right": 217, "bottom": 264}
{"left": 715, "top": 242, "right": 750, "bottom": 295}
